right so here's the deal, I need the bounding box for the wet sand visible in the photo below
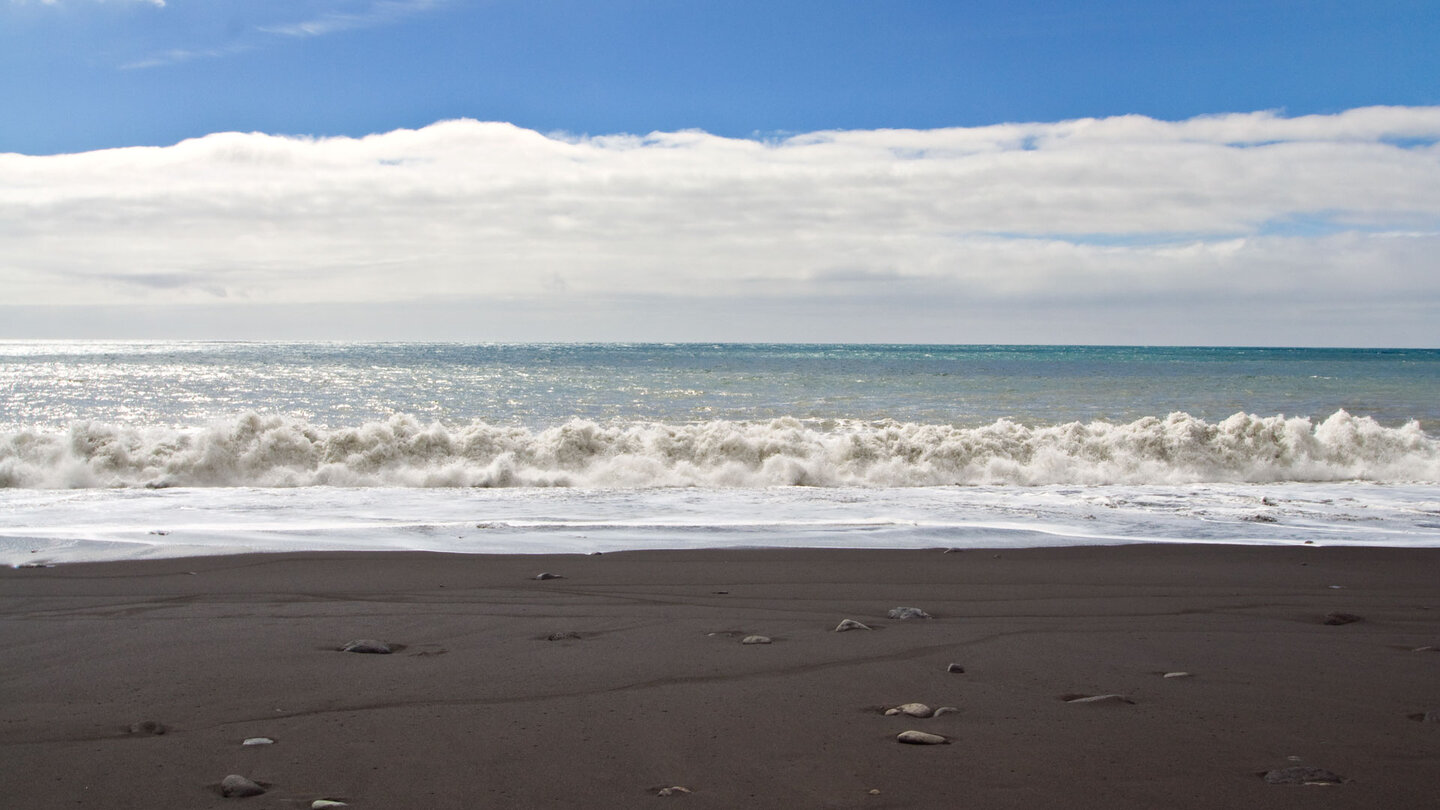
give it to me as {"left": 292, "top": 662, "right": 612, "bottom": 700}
{"left": 2, "top": 545, "right": 1438, "bottom": 808}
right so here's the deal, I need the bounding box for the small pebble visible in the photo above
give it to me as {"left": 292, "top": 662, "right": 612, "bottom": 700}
{"left": 1323, "top": 612, "right": 1362, "bottom": 626}
{"left": 887, "top": 607, "right": 932, "bottom": 620}
{"left": 896, "top": 730, "right": 948, "bottom": 745}
{"left": 884, "top": 703, "right": 932, "bottom": 718}
{"left": 1065, "top": 694, "right": 1134, "bottom": 705}
{"left": 1262, "top": 766, "right": 1344, "bottom": 785}
{"left": 946, "top": 663, "right": 965, "bottom": 673}
{"left": 655, "top": 786, "right": 691, "bottom": 796}
{"left": 545, "top": 631, "right": 581, "bottom": 641}
{"left": 1423, "top": 710, "right": 1440, "bottom": 724}
{"left": 741, "top": 635, "right": 772, "bottom": 645}
{"left": 220, "top": 775, "right": 266, "bottom": 798}
{"left": 126, "top": 720, "right": 167, "bottom": 735}
{"left": 533, "top": 572, "right": 564, "bottom": 580}
{"left": 835, "top": 619, "right": 872, "bottom": 632}
{"left": 340, "top": 639, "right": 393, "bottom": 654}
{"left": 241, "top": 737, "right": 275, "bottom": 746}
{"left": 868, "top": 788, "right": 881, "bottom": 795}
{"left": 1162, "top": 671, "right": 1191, "bottom": 679}
{"left": 311, "top": 801, "right": 348, "bottom": 808}
{"left": 932, "top": 706, "right": 959, "bottom": 717}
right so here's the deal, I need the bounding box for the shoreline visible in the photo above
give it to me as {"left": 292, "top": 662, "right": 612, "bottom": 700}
{"left": 3, "top": 545, "right": 1438, "bottom": 808}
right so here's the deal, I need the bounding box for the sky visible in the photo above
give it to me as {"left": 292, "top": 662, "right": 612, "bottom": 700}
{"left": 1, "top": 0, "right": 1438, "bottom": 345}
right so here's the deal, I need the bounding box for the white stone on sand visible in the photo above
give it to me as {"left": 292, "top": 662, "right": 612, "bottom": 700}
{"left": 220, "top": 775, "right": 266, "bottom": 798}
{"left": 340, "top": 639, "right": 393, "bottom": 654}
{"left": 1263, "top": 766, "right": 1344, "bottom": 785}
{"left": 884, "top": 703, "right": 933, "bottom": 717}
{"left": 896, "top": 730, "right": 948, "bottom": 745}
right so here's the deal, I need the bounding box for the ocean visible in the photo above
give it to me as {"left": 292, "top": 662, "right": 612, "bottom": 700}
{"left": 3, "top": 341, "right": 1438, "bottom": 564}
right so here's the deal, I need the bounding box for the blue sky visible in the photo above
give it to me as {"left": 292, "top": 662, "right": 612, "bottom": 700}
{"left": 1, "top": 0, "right": 1438, "bottom": 345}
{"left": 4, "top": 0, "right": 1437, "bottom": 154}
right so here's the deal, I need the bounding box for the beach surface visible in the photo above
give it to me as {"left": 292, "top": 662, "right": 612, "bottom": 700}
{"left": 2, "top": 545, "right": 1438, "bottom": 809}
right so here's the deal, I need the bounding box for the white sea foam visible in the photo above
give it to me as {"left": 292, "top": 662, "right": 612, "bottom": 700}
{"left": 4, "top": 481, "right": 1439, "bottom": 566}
{"left": 1, "top": 410, "right": 1435, "bottom": 489}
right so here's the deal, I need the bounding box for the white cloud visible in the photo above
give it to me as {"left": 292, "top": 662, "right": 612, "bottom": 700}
{"left": 2, "top": 107, "right": 1438, "bottom": 344}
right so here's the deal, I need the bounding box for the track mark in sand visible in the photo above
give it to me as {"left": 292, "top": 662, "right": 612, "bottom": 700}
{"left": 147, "top": 635, "right": 1029, "bottom": 729}
{"left": 18, "top": 594, "right": 206, "bottom": 620}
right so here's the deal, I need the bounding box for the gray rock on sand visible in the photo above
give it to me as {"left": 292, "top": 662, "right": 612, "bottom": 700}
{"left": 126, "top": 720, "right": 167, "bottom": 735}
{"left": 654, "top": 786, "right": 692, "bottom": 796}
{"left": 533, "top": 572, "right": 564, "bottom": 580}
{"left": 946, "top": 663, "right": 965, "bottom": 673}
{"left": 835, "top": 619, "right": 872, "bottom": 632}
{"left": 741, "top": 635, "right": 772, "bottom": 645}
{"left": 220, "top": 775, "right": 267, "bottom": 798}
{"left": 884, "top": 703, "right": 933, "bottom": 717}
{"left": 311, "top": 801, "right": 349, "bottom": 808}
{"left": 241, "top": 737, "right": 275, "bottom": 746}
{"left": 340, "top": 639, "right": 393, "bottom": 654}
{"left": 1262, "top": 766, "right": 1345, "bottom": 785}
{"left": 932, "top": 706, "right": 960, "bottom": 717}
{"left": 1065, "top": 694, "right": 1134, "bottom": 705}
{"left": 545, "top": 631, "right": 581, "bottom": 641}
{"left": 896, "top": 730, "right": 948, "bottom": 745}
{"left": 1422, "top": 710, "right": 1440, "bottom": 724}
{"left": 887, "top": 607, "right": 932, "bottom": 620}
{"left": 1162, "top": 671, "right": 1192, "bottom": 679}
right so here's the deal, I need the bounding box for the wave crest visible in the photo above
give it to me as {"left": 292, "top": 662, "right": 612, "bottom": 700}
{"left": 0, "top": 411, "right": 1435, "bottom": 489}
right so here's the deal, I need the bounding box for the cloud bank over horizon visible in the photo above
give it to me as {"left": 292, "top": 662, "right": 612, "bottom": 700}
{"left": 2, "top": 106, "right": 1438, "bottom": 345}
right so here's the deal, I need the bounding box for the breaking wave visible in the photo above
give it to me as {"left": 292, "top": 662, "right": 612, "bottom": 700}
{"left": 0, "top": 410, "right": 1435, "bottom": 489}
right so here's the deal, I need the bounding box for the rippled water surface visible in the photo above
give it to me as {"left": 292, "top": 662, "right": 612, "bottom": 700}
{"left": 4, "top": 342, "right": 1437, "bottom": 429}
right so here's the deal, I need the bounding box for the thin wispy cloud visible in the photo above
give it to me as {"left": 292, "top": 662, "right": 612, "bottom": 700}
{"left": 2, "top": 107, "right": 1437, "bottom": 344}
{"left": 121, "top": 42, "right": 254, "bottom": 70}
{"left": 13, "top": 0, "right": 165, "bottom": 6}
{"left": 260, "top": 0, "right": 443, "bottom": 38}
{"left": 76, "top": 0, "right": 448, "bottom": 69}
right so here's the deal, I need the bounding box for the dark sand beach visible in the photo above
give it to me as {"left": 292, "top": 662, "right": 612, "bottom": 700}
{"left": 2, "top": 545, "right": 1438, "bottom": 809}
